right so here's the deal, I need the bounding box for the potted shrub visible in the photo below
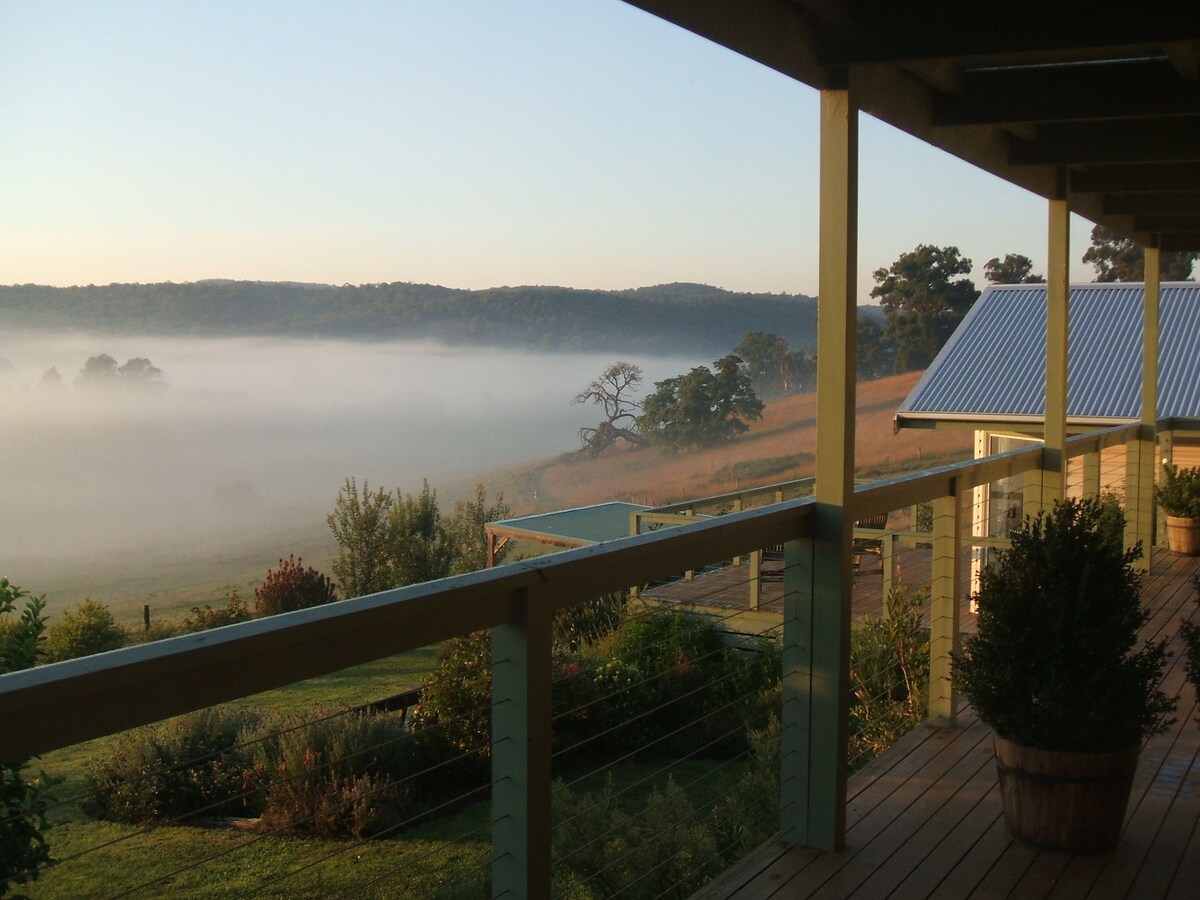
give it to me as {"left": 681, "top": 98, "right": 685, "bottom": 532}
{"left": 1155, "top": 464, "right": 1200, "bottom": 556}
{"left": 957, "top": 498, "right": 1175, "bottom": 852}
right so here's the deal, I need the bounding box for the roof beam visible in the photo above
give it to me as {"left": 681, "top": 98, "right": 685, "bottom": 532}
{"left": 1133, "top": 214, "right": 1200, "bottom": 232}
{"left": 1010, "top": 118, "right": 1200, "bottom": 165}
{"left": 805, "top": 1, "right": 1200, "bottom": 66}
{"left": 1104, "top": 192, "right": 1200, "bottom": 215}
{"left": 933, "top": 59, "right": 1200, "bottom": 126}
{"left": 1160, "top": 232, "right": 1200, "bottom": 252}
{"left": 1071, "top": 162, "right": 1200, "bottom": 192}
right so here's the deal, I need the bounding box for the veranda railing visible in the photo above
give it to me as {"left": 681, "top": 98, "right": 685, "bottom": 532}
{"left": 0, "top": 420, "right": 1159, "bottom": 896}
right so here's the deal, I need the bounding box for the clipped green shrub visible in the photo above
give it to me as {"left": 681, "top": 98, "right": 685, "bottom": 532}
{"left": 84, "top": 707, "right": 262, "bottom": 823}
{"left": 254, "top": 555, "right": 337, "bottom": 616}
{"left": 183, "top": 589, "right": 252, "bottom": 631}
{"left": 1156, "top": 464, "right": 1200, "bottom": 518}
{"left": 249, "top": 710, "right": 412, "bottom": 838}
{"left": 43, "top": 598, "right": 127, "bottom": 662}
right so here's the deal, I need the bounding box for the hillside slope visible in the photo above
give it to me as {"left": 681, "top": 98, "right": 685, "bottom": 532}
{"left": 475, "top": 371, "right": 971, "bottom": 513}
{"left": 0, "top": 281, "right": 825, "bottom": 356}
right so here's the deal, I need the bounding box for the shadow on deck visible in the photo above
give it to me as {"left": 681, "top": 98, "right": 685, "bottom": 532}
{"left": 693, "top": 548, "right": 1200, "bottom": 899}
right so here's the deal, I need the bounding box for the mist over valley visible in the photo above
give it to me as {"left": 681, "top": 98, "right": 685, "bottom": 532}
{"left": 1, "top": 331, "right": 704, "bottom": 603}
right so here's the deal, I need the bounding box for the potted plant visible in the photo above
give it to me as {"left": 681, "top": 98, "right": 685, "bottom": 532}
{"left": 957, "top": 497, "right": 1175, "bottom": 852}
{"left": 1155, "top": 464, "right": 1200, "bottom": 556}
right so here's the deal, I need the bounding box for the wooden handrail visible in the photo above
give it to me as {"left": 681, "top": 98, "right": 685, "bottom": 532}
{"left": 0, "top": 496, "right": 815, "bottom": 761}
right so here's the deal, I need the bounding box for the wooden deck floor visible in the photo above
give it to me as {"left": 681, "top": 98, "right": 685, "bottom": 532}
{"left": 641, "top": 542, "right": 976, "bottom": 629}
{"left": 694, "top": 548, "right": 1200, "bottom": 899}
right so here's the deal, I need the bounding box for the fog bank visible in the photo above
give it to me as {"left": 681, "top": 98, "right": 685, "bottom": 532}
{"left": 1, "top": 332, "right": 701, "bottom": 560}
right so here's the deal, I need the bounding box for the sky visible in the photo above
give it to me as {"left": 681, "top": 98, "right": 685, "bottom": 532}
{"left": 1, "top": 0, "right": 1101, "bottom": 303}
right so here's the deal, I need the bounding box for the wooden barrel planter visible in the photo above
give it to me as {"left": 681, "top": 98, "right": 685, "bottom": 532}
{"left": 1165, "top": 516, "right": 1200, "bottom": 556}
{"left": 994, "top": 736, "right": 1139, "bottom": 852}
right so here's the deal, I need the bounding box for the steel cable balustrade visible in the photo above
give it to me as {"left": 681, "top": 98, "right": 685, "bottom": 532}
{"left": 6, "top": 424, "right": 1161, "bottom": 896}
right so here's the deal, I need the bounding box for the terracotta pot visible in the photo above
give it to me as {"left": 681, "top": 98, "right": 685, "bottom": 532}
{"left": 1165, "top": 515, "right": 1200, "bottom": 556}
{"left": 993, "top": 735, "right": 1139, "bottom": 852}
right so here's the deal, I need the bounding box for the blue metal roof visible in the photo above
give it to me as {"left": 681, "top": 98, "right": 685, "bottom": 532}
{"left": 897, "top": 283, "right": 1200, "bottom": 426}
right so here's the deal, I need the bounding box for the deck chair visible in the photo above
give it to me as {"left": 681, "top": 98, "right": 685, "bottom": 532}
{"left": 852, "top": 513, "right": 889, "bottom": 575}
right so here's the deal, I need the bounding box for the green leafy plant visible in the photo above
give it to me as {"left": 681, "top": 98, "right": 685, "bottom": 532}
{"left": 182, "top": 589, "right": 253, "bottom": 631}
{"left": 1155, "top": 464, "right": 1200, "bottom": 518}
{"left": 253, "top": 555, "right": 337, "bottom": 617}
{"left": 43, "top": 597, "right": 127, "bottom": 662}
{"left": 957, "top": 498, "right": 1175, "bottom": 752}
{"left": 849, "top": 581, "right": 930, "bottom": 770}
{"left": 1, "top": 577, "right": 57, "bottom": 895}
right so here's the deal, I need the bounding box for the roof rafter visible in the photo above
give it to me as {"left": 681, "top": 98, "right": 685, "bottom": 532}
{"left": 1010, "top": 118, "right": 1200, "bottom": 165}
{"left": 933, "top": 59, "right": 1200, "bottom": 126}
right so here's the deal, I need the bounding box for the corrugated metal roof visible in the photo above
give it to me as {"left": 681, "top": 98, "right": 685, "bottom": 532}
{"left": 897, "top": 283, "right": 1200, "bottom": 425}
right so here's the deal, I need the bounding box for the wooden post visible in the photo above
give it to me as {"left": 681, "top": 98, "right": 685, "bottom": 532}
{"left": 1082, "top": 451, "right": 1101, "bottom": 498}
{"left": 1043, "top": 182, "right": 1070, "bottom": 505}
{"left": 881, "top": 533, "right": 896, "bottom": 609}
{"left": 733, "top": 497, "right": 744, "bottom": 566}
{"left": 749, "top": 549, "right": 762, "bottom": 610}
{"left": 491, "top": 586, "right": 553, "bottom": 898}
{"left": 782, "top": 83, "right": 855, "bottom": 852}
{"left": 929, "top": 487, "right": 962, "bottom": 727}
{"left": 1127, "top": 247, "right": 1159, "bottom": 571}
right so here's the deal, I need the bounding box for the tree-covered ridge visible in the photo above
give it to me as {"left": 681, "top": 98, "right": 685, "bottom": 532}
{"left": 0, "top": 280, "right": 819, "bottom": 355}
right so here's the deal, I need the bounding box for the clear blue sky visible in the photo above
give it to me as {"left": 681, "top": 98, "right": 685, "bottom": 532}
{"left": 1, "top": 0, "right": 1099, "bottom": 302}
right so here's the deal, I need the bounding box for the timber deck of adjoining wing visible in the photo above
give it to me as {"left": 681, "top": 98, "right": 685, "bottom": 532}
{"left": 692, "top": 547, "right": 1200, "bottom": 899}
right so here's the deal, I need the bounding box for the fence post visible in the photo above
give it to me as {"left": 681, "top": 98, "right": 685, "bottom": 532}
{"left": 881, "top": 533, "right": 895, "bottom": 608}
{"left": 749, "top": 549, "right": 761, "bottom": 609}
{"left": 492, "top": 585, "right": 554, "bottom": 898}
{"left": 929, "top": 483, "right": 962, "bottom": 728}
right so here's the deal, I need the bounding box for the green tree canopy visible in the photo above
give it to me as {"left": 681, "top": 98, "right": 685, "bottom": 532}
{"left": 1082, "top": 225, "right": 1198, "bottom": 282}
{"left": 327, "top": 478, "right": 400, "bottom": 599}
{"left": 984, "top": 253, "right": 1044, "bottom": 284}
{"left": 733, "top": 332, "right": 815, "bottom": 396}
{"left": 328, "top": 478, "right": 510, "bottom": 596}
{"left": 856, "top": 317, "right": 893, "bottom": 381}
{"left": 391, "top": 479, "right": 456, "bottom": 586}
{"left": 637, "top": 354, "right": 763, "bottom": 453}
{"left": 870, "top": 244, "right": 979, "bottom": 373}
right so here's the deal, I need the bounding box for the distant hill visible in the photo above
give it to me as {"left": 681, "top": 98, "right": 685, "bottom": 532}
{"left": 0, "top": 280, "right": 833, "bottom": 355}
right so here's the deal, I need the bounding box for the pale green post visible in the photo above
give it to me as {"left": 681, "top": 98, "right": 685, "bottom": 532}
{"left": 733, "top": 497, "right": 744, "bottom": 566}
{"left": 781, "top": 83, "right": 856, "bottom": 852}
{"left": 492, "top": 586, "right": 554, "bottom": 898}
{"left": 1158, "top": 429, "right": 1174, "bottom": 544}
{"left": 1044, "top": 185, "right": 1070, "bottom": 506}
{"left": 684, "top": 509, "right": 695, "bottom": 580}
{"left": 1126, "top": 247, "right": 1159, "bottom": 571}
{"left": 929, "top": 488, "right": 962, "bottom": 727}
{"left": 881, "top": 532, "right": 896, "bottom": 609}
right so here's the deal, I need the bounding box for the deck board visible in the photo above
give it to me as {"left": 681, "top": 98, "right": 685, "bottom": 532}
{"left": 693, "top": 548, "right": 1200, "bottom": 899}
